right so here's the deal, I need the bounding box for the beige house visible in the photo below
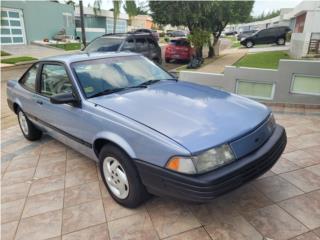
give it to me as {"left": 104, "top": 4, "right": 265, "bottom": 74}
{"left": 129, "top": 15, "right": 153, "bottom": 30}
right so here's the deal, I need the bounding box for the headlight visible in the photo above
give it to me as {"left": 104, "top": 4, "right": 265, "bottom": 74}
{"left": 166, "top": 144, "right": 235, "bottom": 174}
{"left": 267, "top": 113, "right": 276, "bottom": 133}
{"left": 241, "top": 37, "right": 246, "bottom": 41}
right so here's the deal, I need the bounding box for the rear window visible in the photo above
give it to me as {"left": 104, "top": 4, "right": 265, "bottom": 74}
{"left": 169, "top": 39, "right": 189, "bottom": 47}
{"left": 85, "top": 37, "right": 124, "bottom": 52}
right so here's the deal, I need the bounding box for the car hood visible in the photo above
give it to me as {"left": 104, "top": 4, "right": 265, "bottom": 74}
{"left": 89, "top": 81, "right": 270, "bottom": 153}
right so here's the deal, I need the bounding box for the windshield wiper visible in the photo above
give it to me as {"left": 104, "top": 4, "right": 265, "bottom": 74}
{"left": 89, "top": 85, "right": 147, "bottom": 98}
{"left": 137, "top": 78, "right": 177, "bottom": 87}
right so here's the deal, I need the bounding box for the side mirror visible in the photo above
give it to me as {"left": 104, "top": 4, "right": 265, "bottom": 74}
{"left": 50, "top": 92, "right": 79, "bottom": 105}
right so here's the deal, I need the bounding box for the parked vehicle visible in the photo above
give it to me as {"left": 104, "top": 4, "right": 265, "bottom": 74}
{"left": 165, "top": 38, "right": 194, "bottom": 63}
{"left": 240, "top": 26, "right": 291, "bottom": 48}
{"left": 83, "top": 33, "right": 162, "bottom": 64}
{"left": 7, "top": 52, "right": 287, "bottom": 208}
{"left": 237, "top": 30, "right": 258, "bottom": 41}
{"left": 133, "top": 28, "right": 159, "bottom": 42}
{"left": 224, "top": 31, "right": 238, "bottom": 36}
{"left": 167, "top": 30, "right": 187, "bottom": 37}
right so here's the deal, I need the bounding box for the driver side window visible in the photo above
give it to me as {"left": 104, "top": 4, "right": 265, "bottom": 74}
{"left": 40, "top": 64, "right": 73, "bottom": 97}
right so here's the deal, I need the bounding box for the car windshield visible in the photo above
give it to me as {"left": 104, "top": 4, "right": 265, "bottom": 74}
{"left": 85, "top": 37, "right": 124, "bottom": 52}
{"left": 170, "top": 39, "right": 189, "bottom": 46}
{"left": 72, "top": 55, "right": 174, "bottom": 98}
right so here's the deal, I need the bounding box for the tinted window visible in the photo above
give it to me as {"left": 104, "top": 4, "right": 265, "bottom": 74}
{"left": 85, "top": 37, "right": 123, "bottom": 52}
{"left": 72, "top": 56, "right": 172, "bottom": 98}
{"left": 21, "top": 64, "right": 38, "bottom": 91}
{"left": 135, "top": 37, "right": 148, "bottom": 51}
{"left": 257, "top": 29, "right": 268, "bottom": 37}
{"left": 122, "top": 38, "right": 135, "bottom": 51}
{"left": 170, "top": 39, "right": 189, "bottom": 46}
{"left": 40, "top": 64, "right": 73, "bottom": 97}
{"left": 147, "top": 38, "right": 157, "bottom": 49}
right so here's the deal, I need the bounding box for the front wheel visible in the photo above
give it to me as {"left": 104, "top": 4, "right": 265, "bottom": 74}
{"left": 246, "top": 41, "right": 254, "bottom": 48}
{"left": 17, "top": 108, "right": 42, "bottom": 141}
{"left": 99, "top": 145, "right": 149, "bottom": 208}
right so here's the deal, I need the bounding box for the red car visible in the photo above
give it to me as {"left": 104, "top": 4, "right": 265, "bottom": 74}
{"left": 165, "top": 38, "right": 194, "bottom": 63}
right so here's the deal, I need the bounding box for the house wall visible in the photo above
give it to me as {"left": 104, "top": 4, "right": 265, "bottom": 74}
{"left": 1, "top": 1, "right": 75, "bottom": 44}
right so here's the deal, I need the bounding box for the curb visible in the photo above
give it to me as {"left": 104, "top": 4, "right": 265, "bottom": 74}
{"left": 1, "top": 60, "right": 37, "bottom": 69}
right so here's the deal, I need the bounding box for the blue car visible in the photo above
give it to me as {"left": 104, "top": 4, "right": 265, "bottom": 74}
{"left": 7, "top": 52, "right": 287, "bottom": 208}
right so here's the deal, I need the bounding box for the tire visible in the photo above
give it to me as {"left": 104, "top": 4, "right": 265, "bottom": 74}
{"left": 165, "top": 58, "right": 171, "bottom": 63}
{"left": 246, "top": 41, "right": 254, "bottom": 48}
{"left": 17, "top": 108, "right": 42, "bottom": 141}
{"left": 277, "top": 38, "right": 285, "bottom": 45}
{"left": 99, "top": 144, "right": 149, "bottom": 208}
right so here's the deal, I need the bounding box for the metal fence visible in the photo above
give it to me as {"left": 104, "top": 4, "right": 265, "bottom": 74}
{"left": 179, "top": 59, "right": 320, "bottom": 106}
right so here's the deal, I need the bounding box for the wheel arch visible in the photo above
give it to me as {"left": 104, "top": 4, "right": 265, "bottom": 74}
{"left": 93, "top": 132, "right": 136, "bottom": 160}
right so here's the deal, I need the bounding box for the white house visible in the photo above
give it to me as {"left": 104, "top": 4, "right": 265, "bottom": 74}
{"left": 289, "top": 1, "right": 320, "bottom": 58}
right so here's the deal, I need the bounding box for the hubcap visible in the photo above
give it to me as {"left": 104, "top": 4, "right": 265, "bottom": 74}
{"left": 103, "top": 157, "right": 129, "bottom": 199}
{"left": 18, "top": 111, "right": 29, "bottom": 135}
{"left": 247, "top": 42, "right": 253, "bottom": 47}
{"left": 278, "top": 39, "right": 284, "bottom": 44}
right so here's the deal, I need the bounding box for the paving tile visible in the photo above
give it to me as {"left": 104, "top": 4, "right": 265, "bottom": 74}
{"left": 66, "top": 149, "right": 84, "bottom": 160}
{"left": 108, "top": 212, "right": 158, "bottom": 240}
{"left": 190, "top": 196, "right": 239, "bottom": 226}
{"left": 99, "top": 181, "right": 111, "bottom": 199}
{"left": 62, "top": 199, "right": 106, "bottom": 234}
{"left": 315, "top": 228, "right": 320, "bottom": 237}
{"left": 1, "top": 221, "right": 19, "bottom": 240}
{"left": 2, "top": 167, "right": 35, "bottom": 186}
{"left": 62, "top": 223, "right": 109, "bottom": 240}
{"left": 291, "top": 232, "right": 320, "bottom": 240}
{"left": 66, "top": 157, "right": 96, "bottom": 172}
{"left": 6, "top": 156, "right": 38, "bottom": 172}
{"left": 147, "top": 198, "right": 201, "bottom": 239}
{"left": 64, "top": 181, "right": 101, "bottom": 207}
{"left": 22, "top": 189, "right": 64, "bottom": 218}
{"left": 38, "top": 151, "right": 66, "bottom": 166}
{"left": 34, "top": 161, "right": 66, "bottom": 179}
{"left": 65, "top": 168, "right": 98, "bottom": 188}
{"left": 41, "top": 142, "right": 67, "bottom": 155}
{"left": 271, "top": 158, "right": 300, "bottom": 174}
{"left": 254, "top": 175, "right": 303, "bottom": 202}
{"left": 1, "top": 182, "right": 31, "bottom": 203}
{"left": 244, "top": 205, "right": 308, "bottom": 240}
{"left": 205, "top": 215, "right": 263, "bottom": 240}
{"left": 290, "top": 133, "right": 320, "bottom": 149}
{"left": 283, "top": 143, "right": 298, "bottom": 154}
{"left": 223, "top": 184, "right": 272, "bottom": 213}
{"left": 279, "top": 190, "right": 320, "bottom": 230}
{"left": 281, "top": 169, "right": 320, "bottom": 192}
{"left": 16, "top": 210, "right": 62, "bottom": 240}
{"left": 303, "top": 146, "right": 320, "bottom": 159}
{"left": 257, "top": 170, "right": 275, "bottom": 179}
{"left": 102, "top": 195, "right": 144, "bottom": 222}
{"left": 165, "top": 227, "right": 211, "bottom": 240}
{"left": 282, "top": 150, "right": 319, "bottom": 167}
{"left": 29, "top": 174, "right": 65, "bottom": 196}
{"left": 306, "top": 164, "right": 320, "bottom": 176}
{"left": 1, "top": 198, "right": 25, "bottom": 223}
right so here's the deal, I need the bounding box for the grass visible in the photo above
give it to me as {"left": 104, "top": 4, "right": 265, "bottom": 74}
{"left": 234, "top": 51, "right": 292, "bottom": 69}
{"left": 1, "top": 51, "right": 10, "bottom": 56}
{"left": 1, "top": 56, "right": 37, "bottom": 64}
{"left": 49, "top": 42, "right": 81, "bottom": 51}
{"left": 224, "top": 36, "right": 241, "bottom": 48}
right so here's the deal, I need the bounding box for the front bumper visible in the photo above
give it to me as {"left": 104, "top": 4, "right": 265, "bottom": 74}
{"left": 135, "top": 124, "right": 286, "bottom": 202}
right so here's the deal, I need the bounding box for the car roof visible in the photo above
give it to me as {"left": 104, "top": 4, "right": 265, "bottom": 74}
{"left": 41, "top": 51, "right": 140, "bottom": 64}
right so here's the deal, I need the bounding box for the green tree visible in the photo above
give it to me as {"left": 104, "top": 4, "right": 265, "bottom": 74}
{"left": 112, "top": 0, "right": 121, "bottom": 33}
{"left": 124, "top": 0, "right": 138, "bottom": 25}
{"left": 205, "top": 1, "right": 254, "bottom": 57}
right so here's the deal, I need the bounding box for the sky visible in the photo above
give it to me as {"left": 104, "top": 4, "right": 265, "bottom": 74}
{"left": 75, "top": 0, "right": 304, "bottom": 16}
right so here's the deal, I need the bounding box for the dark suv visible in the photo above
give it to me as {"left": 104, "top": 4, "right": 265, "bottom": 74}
{"left": 84, "top": 33, "right": 162, "bottom": 64}
{"left": 240, "top": 26, "right": 291, "bottom": 48}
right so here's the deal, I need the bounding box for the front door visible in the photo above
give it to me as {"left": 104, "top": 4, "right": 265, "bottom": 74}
{"left": 33, "top": 62, "right": 95, "bottom": 158}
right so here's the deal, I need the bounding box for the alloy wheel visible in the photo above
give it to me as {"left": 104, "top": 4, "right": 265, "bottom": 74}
{"left": 103, "top": 156, "right": 129, "bottom": 199}
{"left": 18, "top": 111, "right": 29, "bottom": 135}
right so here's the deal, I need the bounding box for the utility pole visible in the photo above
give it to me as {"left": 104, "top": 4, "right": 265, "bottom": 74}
{"left": 79, "top": 0, "right": 86, "bottom": 47}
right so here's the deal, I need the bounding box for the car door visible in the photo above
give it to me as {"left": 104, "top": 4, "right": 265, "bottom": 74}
{"left": 33, "top": 62, "right": 95, "bottom": 158}
{"left": 121, "top": 37, "right": 136, "bottom": 53}
{"left": 135, "top": 36, "right": 150, "bottom": 59}
{"left": 254, "top": 29, "right": 269, "bottom": 44}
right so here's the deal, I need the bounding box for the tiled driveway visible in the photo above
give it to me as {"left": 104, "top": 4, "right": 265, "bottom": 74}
{"left": 1, "top": 111, "right": 320, "bottom": 240}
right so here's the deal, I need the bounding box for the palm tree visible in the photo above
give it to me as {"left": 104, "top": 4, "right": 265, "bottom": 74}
{"left": 113, "top": 0, "right": 121, "bottom": 33}
{"left": 124, "top": 0, "right": 138, "bottom": 26}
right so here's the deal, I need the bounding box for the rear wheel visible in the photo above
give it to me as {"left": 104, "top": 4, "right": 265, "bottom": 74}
{"left": 17, "top": 108, "right": 42, "bottom": 141}
{"left": 99, "top": 144, "right": 149, "bottom": 208}
{"left": 277, "top": 38, "right": 285, "bottom": 45}
{"left": 246, "top": 41, "right": 254, "bottom": 48}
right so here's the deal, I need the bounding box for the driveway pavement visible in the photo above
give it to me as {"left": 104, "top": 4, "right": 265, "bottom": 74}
{"left": 1, "top": 108, "right": 320, "bottom": 240}
{"left": 248, "top": 43, "right": 290, "bottom": 53}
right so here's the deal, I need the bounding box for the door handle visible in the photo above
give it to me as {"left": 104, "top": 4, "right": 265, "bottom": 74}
{"left": 36, "top": 100, "right": 43, "bottom": 105}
